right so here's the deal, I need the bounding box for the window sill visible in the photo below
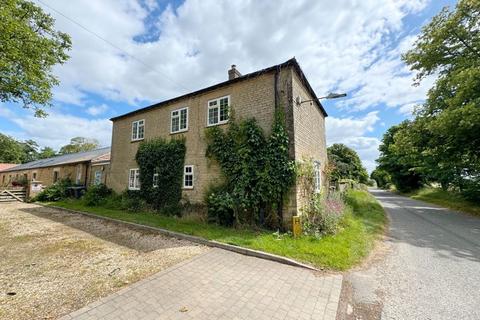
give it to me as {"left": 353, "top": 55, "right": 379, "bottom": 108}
{"left": 131, "top": 138, "right": 144, "bottom": 143}
{"left": 128, "top": 187, "right": 141, "bottom": 191}
{"left": 206, "top": 120, "right": 229, "bottom": 128}
{"left": 183, "top": 186, "right": 194, "bottom": 190}
{"left": 170, "top": 129, "right": 188, "bottom": 135}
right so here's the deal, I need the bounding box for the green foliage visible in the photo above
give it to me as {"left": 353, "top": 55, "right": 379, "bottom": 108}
{"left": 0, "top": 0, "right": 71, "bottom": 117}
{"left": 38, "top": 147, "right": 57, "bottom": 159}
{"left": 205, "top": 185, "right": 235, "bottom": 226}
{"left": 370, "top": 168, "right": 392, "bottom": 189}
{"left": 384, "top": 0, "right": 480, "bottom": 198}
{"left": 327, "top": 143, "right": 368, "bottom": 184}
{"left": 35, "top": 178, "right": 72, "bottom": 201}
{"left": 83, "top": 184, "right": 112, "bottom": 206}
{"left": 377, "top": 122, "right": 425, "bottom": 192}
{"left": 135, "top": 138, "right": 186, "bottom": 213}
{"left": 59, "top": 137, "right": 99, "bottom": 154}
{"left": 205, "top": 110, "right": 295, "bottom": 227}
{"left": 301, "top": 192, "right": 347, "bottom": 237}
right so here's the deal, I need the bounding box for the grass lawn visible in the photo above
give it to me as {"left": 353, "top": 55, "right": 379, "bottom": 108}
{"left": 49, "top": 189, "right": 386, "bottom": 271}
{"left": 407, "top": 188, "right": 480, "bottom": 216}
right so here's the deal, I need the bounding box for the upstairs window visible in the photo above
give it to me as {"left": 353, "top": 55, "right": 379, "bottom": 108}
{"left": 132, "top": 119, "right": 145, "bottom": 141}
{"left": 171, "top": 107, "right": 188, "bottom": 133}
{"left": 207, "top": 96, "right": 229, "bottom": 126}
{"left": 314, "top": 161, "right": 322, "bottom": 193}
{"left": 183, "top": 165, "right": 194, "bottom": 189}
{"left": 129, "top": 168, "right": 140, "bottom": 190}
{"left": 152, "top": 167, "right": 159, "bottom": 188}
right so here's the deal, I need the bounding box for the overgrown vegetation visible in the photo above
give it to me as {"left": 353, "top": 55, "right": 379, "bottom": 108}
{"left": 83, "top": 184, "right": 112, "bottom": 206}
{"left": 205, "top": 109, "right": 295, "bottom": 228}
{"left": 135, "top": 138, "right": 186, "bottom": 214}
{"left": 407, "top": 188, "right": 480, "bottom": 216}
{"left": 35, "top": 178, "right": 73, "bottom": 201}
{"left": 297, "top": 160, "right": 348, "bottom": 236}
{"left": 51, "top": 189, "right": 386, "bottom": 270}
{"left": 375, "top": 0, "right": 480, "bottom": 200}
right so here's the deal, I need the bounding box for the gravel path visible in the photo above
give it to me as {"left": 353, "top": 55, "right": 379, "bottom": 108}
{"left": 0, "top": 202, "right": 208, "bottom": 320}
{"left": 341, "top": 189, "right": 480, "bottom": 320}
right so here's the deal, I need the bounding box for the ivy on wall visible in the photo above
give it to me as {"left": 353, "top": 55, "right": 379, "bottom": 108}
{"left": 135, "top": 138, "right": 186, "bottom": 214}
{"left": 205, "top": 109, "right": 295, "bottom": 227}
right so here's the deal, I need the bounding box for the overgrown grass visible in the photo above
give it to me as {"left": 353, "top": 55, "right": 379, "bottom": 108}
{"left": 407, "top": 188, "right": 480, "bottom": 216}
{"left": 49, "top": 189, "right": 386, "bottom": 270}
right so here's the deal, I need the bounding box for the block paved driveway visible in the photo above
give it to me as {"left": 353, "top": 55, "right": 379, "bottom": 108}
{"left": 62, "top": 248, "right": 342, "bottom": 320}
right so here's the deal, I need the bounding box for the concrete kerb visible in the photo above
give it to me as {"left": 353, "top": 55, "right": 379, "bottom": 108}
{"left": 42, "top": 204, "right": 319, "bottom": 271}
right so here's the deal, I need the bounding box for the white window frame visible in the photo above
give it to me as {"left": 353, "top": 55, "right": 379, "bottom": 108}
{"left": 94, "top": 170, "right": 102, "bottom": 185}
{"left": 170, "top": 107, "right": 189, "bottom": 134}
{"left": 183, "top": 165, "right": 194, "bottom": 189}
{"left": 152, "top": 167, "right": 159, "bottom": 188}
{"left": 314, "top": 161, "right": 322, "bottom": 193}
{"left": 128, "top": 168, "right": 140, "bottom": 190}
{"left": 207, "top": 95, "right": 230, "bottom": 126}
{"left": 131, "top": 119, "right": 145, "bottom": 141}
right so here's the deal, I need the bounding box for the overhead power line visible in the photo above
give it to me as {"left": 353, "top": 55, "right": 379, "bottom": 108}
{"left": 36, "top": 0, "right": 190, "bottom": 92}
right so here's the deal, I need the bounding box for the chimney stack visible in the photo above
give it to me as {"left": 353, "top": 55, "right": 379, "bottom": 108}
{"left": 228, "top": 64, "right": 241, "bottom": 80}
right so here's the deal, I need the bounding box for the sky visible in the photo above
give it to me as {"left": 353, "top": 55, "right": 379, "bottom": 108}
{"left": 0, "top": 0, "right": 457, "bottom": 172}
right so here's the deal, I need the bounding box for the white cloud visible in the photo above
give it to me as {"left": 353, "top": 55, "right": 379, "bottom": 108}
{"left": 38, "top": 0, "right": 431, "bottom": 109}
{"left": 1, "top": 111, "right": 112, "bottom": 150}
{"left": 326, "top": 112, "right": 381, "bottom": 172}
{"left": 8, "top": 0, "right": 437, "bottom": 169}
{"left": 86, "top": 104, "right": 109, "bottom": 116}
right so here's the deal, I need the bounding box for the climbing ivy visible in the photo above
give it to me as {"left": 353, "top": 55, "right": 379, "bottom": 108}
{"left": 205, "top": 109, "right": 295, "bottom": 227}
{"left": 135, "top": 138, "right": 186, "bottom": 214}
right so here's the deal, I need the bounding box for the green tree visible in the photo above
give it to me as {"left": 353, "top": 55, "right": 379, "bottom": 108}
{"left": 22, "top": 139, "right": 39, "bottom": 162}
{"left": 370, "top": 168, "right": 392, "bottom": 189}
{"left": 377, "top": 122, "right": 425, "bottom": 192}
{"left": 0, "top": 0, "right": 71, "bottom": 117}
{"left": 59, "top": 137, "right": 99, "bottom": 154}
{"left": 38, "top": 146, "right": 56, "bottom": 159}
{"left": 0, "top": 134, "right": 24, "bottom": 163}
{"left": 401, "top": 0, "right": 480, "bottom": 197}
{"left": 327, "top": 144, "right": 368, "bottom": 184}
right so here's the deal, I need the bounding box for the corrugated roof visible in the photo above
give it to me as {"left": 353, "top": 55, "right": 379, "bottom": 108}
{"left": 110, "top": 58, "right": 327, "bottom": 121}
{"left": 0, "top": 147, "right": 111, "bottom": 172}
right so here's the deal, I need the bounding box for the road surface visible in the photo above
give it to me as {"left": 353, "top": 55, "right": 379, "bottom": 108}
{"left": 341, "top": 189, "right": 480, "bottom": 320}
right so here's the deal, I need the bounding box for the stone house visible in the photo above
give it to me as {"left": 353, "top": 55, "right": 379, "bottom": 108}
{"left": 108, "top": 58, "right": 328, "bottom": 227}
{"left": 0, "top": 147, "right": 111, "bottom": 194}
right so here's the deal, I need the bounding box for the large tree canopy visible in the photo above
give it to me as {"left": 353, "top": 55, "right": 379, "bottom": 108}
{"left": 0, "top": 0, "right": 71, "bottom": 117}
{"left": 327, "top": 143, "right": 368, "bottom": 184}
{"left": 377, "top": 0, "right": 479, "bottom": 199}
{"left": 59, "top": 137, "right": 99, "bottom": 154}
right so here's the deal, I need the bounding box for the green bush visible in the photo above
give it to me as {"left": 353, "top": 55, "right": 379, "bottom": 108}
{"left": 119, "top": 190, "right": 146, "bottom": 213}
{"left": 206, "top": 188, "right": 235, "bottom": 226}
{"left": 35, "top": 178, "right": 73, "bottom": 201}
{"left": 301, "top": 192, "right": 347, "bottom": 237}
{"left": 83, "top": 184, "right": 112, "bottom": 206}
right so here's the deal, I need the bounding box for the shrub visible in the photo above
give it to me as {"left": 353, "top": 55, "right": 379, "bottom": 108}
{"left": 35, "top": 178, "right": 73, "bottom": 202}
{"left": 301, "top": 192, "right": 346, "bottom": 237}
{"left": 206, "top": 187, "right": 235, "bottom": 226}
{"left": 119, "top": 190, "right": 146, "bottom": 213}
{"left": 83, "top": 184, "right": 112, "bottom": 206}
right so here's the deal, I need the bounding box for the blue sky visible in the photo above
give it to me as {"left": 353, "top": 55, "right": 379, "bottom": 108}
{"left": 0, "top": 0, "right": 457, "bottom": 171}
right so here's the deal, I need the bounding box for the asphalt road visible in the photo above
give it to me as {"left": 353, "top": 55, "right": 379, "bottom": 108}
{"left": 342, "top": 189, "right": 480, "bottom": 320}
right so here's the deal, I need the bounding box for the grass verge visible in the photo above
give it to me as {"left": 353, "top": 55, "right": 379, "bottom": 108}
{"left": 48, "top": 189, "right": 385, "bottom": 270}
{"left": 407, "top": 188, "right": 480, "bottom": 216}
